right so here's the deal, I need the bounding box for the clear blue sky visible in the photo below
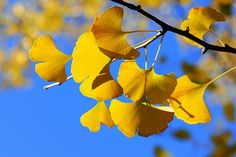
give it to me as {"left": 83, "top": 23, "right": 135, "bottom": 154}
{"left": 0, "top": 1, "right": 235, "bottom": 157}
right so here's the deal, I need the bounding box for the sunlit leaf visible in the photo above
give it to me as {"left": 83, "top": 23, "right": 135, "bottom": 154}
{"left": 169, "top": 75, "right": 211, "bottom": 124}
{"left": 169, "top": 66, "right": 236, "bottom": 124}
{"left": 91, "top": 6, "right": 139, "bottom": 59}
{"left": 29, "top": 35, "right": 71, "bottom": 82}
{"left": 71, "top": 32, "right": 110, "bottom": 83}
{"left": 118, "top": 60, "right": 177, "bottom": 104}
{"left": 110, "top": 99, "right": 174, "bottom": 138}
{"left": 80, "top": 101, "right": 114, "bottom": 132}
{"left": 181, "top": 7, "right": 225, "bottom": 46}
{"left": 80, "top": 64, "right": 123, "bottom": 100}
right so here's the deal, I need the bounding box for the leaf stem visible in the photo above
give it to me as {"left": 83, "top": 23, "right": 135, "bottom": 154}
{"left": 151, "top": 34, "right": 164, "bottom": 68}
{"left": 125, "top": 29, "right": 159, "bottom": 33}
{"left": 44, "top": 75, "right": 73, "bottom": 90}
{"left": 206, "top": 66, "right": 236, "bottom": 86}
{"left": 133, "top": 31, "right": 163, "bottom": 49}
{"left": 144, "top": 47, "right": 148, "bottom": 70}
{"left": 208, "top": 30, "right": 225, "bottom": 46}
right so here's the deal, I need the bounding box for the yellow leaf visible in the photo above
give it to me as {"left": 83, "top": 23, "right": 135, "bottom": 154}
{"left": 80, "top": 64, "right": 123, "bottom": 100}
{"left": 181, "top": 7, "right": 225, "bottom": 46}
{"left": 137, "top": 0, "right": 163, "bottom": 8}
{"left": 10, "top": 51, "right": 28, "bottom": 69}
{"left": 118, "top": 60, "right": 177, "bottom": 104}
{"left": 91, "top": 6, "right": 139, "bottom": 59}
{"left": 29, "top": 35, "right": 71, "bottom": 82}
{"left": 110, "top": 100, "right": 174, "bottom": 138}
{"left": 169, "top": 66, "right": 236, "bottom": 124}
{"left": 71, "top": 32, "right": 110, "bottom": 83}
{"left": 80, "top": 101, "right": 114, "bottom": 132}
{"left": 169, "top": 75, "right": 211, "bottom": 124}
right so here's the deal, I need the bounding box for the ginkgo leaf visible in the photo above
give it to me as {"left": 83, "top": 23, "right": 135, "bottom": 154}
{"left": 80, "top": 101, "right": 114, "bottom": 132}
{"left": 118, "top": 60, "right": 177, "bottom": 104}
{"left": 169, "top": 66, "right": 236, "bottom": 124}
{"left": 29, "top": 35, "right": 71, "bottom": 82}
{"left": 169, "top": 75, "right": 211, "bottom": 124}
{"left": 91, "top": 6, "right": 139, "bottom": 59}
{"left": 110, "top": 100, "right": 174, "bottom": 138}
{"left": 181, "top": 7, "right": 225, "bottom": 46}
{"left": 71, "top": 32, "right": 111, "bottom": 83}
{"left": 80, "top": 64, "right": 123, "bottom": 100}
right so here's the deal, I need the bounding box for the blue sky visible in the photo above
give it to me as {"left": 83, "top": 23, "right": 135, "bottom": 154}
{"left": 0, "top": 0, "right": 235, "bottom": 157}
{"left": 0, "top": 32, "right": 217, "bottom": 157}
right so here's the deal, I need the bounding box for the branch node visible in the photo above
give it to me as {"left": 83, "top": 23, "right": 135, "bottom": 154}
{"left": 185, "top": 27, "right": 190, "bottom": 33}
{"left": 201, "top": 47, "right": 208, "bottom": 54}
{"left": 225, "top": 44, "right": 230, "bottom": 48}
{"left": 137, "top": 5, "right": 141, "bottom": 9}
{"left": 162, "top": 29, "right": 167, "bottom": 35}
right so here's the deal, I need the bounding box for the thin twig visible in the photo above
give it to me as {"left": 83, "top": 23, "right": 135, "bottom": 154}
{"left": 110, "top": 0, "right": 236, "bottom": 54}
{"left": 208, "top": 30, "right": 225, "bottom": 46}
{"left": 144, "top": 47, "right": 148, "bottom": 70}
{"left": 134, "top": 31, "right": 163, "bottom": 49}
{"left": 44, "top": 75, "right": 73, "bottom": 90}
{"left": 151, "top": 34, "right": 165, "bottom": 68}
{"left": 125, "top": 29, "right": 159, "bottom": 33}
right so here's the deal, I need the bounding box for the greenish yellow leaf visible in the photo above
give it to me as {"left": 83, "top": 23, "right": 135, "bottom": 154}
{"left": 80, "top": 101, "right": 114, "bottom": 132}
{"left": 29, "top": 35, "right": 71, "bottom": 82}
{"left": 110, "top": 99, "right": 174, "bottom": 138}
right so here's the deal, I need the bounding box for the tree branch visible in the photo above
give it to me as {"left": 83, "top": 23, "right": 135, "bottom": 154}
{"left": 110, "top": 0, "right": 236, "bottom": 54}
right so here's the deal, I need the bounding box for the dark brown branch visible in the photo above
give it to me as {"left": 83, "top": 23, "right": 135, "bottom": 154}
{"left": 110, "top": 0, "right": 236, "bottom": 54}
